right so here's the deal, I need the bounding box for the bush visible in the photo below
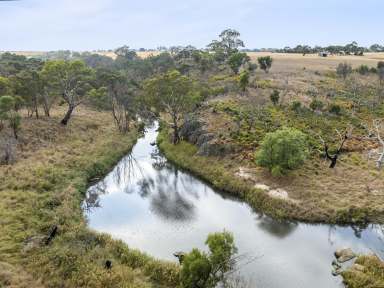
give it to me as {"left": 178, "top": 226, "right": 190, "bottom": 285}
{"left": 270, "top": 90, "right": 280, "bottom": 105}
{"left": 336, "top": 62, "right": 352, "bottom": 79}
{"left": 180, "top": 231, "right": 237, "bottom": 288}
{"left": 256, "top": 127, "right": 309, "bottom": 176}
{"left": 291, "top": 101, "right": 302, "bottom": 113}
{"left": 257, "top": 56, "right": 273, "bottom": 73}
{"left": 328, "top": 103, "right": 342, "bottom": 115}
{"left": 310, "top": 98, "right": 324, "bottom": 111}
{"left": 356, "top": 65, "right": 370, "bottom": 75}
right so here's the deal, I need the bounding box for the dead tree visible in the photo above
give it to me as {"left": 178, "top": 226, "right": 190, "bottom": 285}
{"left": 366, "top": 119, "right": 384, "bottom": 169}
{"left": 319, "top": 128, "right": 352, "bottom": 168}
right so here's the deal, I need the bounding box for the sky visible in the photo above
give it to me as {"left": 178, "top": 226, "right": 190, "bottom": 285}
{"left": 0, "top": 0, "right": 383, "bottom": 51}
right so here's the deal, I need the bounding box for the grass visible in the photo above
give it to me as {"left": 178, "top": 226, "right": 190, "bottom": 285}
{"left": 342, "top": 255, "right": 384, "bottom": 288}
{"left": 0, "top": 107, "right": 179, "bottom": 288}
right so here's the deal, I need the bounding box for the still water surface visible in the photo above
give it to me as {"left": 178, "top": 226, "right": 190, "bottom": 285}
{"left": 84, "top": 123, "right": 384, "bottom": 288}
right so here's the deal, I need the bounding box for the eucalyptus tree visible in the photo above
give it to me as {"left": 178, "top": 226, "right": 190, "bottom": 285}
{"left": 41, "top": 60, "right": 94, "bottom": 125}
{"left": 144, "top": 70, "right": 199, "bottom": 144}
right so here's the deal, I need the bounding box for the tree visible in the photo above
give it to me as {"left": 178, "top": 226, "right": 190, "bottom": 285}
{"left": 257, "top": 56, "right": 273, "bottom": 73}
{"left": 319, "top": 129, "right": 351, "bottom": 168}
{"left": 238, "top": 70, "right": 249, "bottom": 94}
{"left": 270, "top": 90, "right": 280, "bottom": 105}
{"left": 256, "top": 127, "right": 309, "bottom": 176}
{"left": 41, "top": 60, "right": 94, "bottom": 125}
{"left": 336, "top": 62, "right": 352, "bottom": 80}
{"left": 0, "top": 95, "right": 21, "bottom": 139}
{"left": 227, "top": 52, "right": 250, "bottom": 74}
{"left": 144, "top": 70, "right": 198, "bottom": 144}
{"left": 0, "top": 76, "right": 11, "bottom": 95}
{"left": 208, "top": 29, "right": 245, "bottom": 60}
{"left": 180, "top": 231, "right": 238, "bottom": 288}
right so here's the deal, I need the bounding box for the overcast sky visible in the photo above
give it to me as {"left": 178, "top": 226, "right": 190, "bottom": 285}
{"left": 0, "top": 0, "right": 383, "bottom": 51}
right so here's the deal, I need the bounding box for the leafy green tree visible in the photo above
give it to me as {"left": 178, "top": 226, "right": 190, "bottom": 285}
{"left": 144, "top": 70, "right": 198, "bottom": 144}
{"left": 208, "top": 29, "right": 245, "bottom": 60}
{"left": 227, "top": 52, "right": 250, "bottom": 74}
{"left": 238, "top": 70, "right": 249, "bottom": 93}
{"left": 0, "top": 95, "right": 21, "bottom": 138}
{"left": 336, "top": 62, "right": 352, "bottom": 80}
{"left": 0, "top": 77, "right": 11, "bottom": 95}
{"left": 12, "top": 70, "right": 42, "bottom": 118}
{"left": 41, "top": 60, "right": 94, "bottom": 125}
{"left": 257, "top": 56, "right": 273, "bottom": 73}
{"left": 180, "top": 231, "right": 237, "bottom": 288}
{"left": 270, "top": 90, "right": 280, "bottom": 105}
{"left": 256, "top": 127, "right": 309, "bottom": 176}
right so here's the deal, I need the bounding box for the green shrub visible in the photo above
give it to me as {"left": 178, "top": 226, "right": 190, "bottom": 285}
{"left": 310, "top": 98, "right": 324, "bottom": 111}
{"left": 328, "top": 103, "right": 342, "bottom": 115}
{"left": 180, "top": 231, "right": 237, "bottom": 288}
{"left": 270, "top": 90, "right": 280, "bottom": 105}
{"left": 256, "top": 127, "right": 309, "bottom": 176}
{"left": 356, "top": 65, "right": 370, "bottom": 75}
{"left": 291, "top": 101, "right": 302, "bottom": 113}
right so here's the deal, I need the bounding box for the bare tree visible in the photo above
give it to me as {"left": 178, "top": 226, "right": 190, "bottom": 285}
{"left": 319, "top": 128, "right": 353, "bottom": 168}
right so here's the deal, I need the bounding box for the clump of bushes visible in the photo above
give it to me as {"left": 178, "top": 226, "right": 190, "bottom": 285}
{"left": 290, "top": 100, "right": 303, "bottom": 113}
{"left": 256, "top": 127, "right": 309, "bottom": 176}
{"left": 356, "top": 65, "right": 370, "bottom": 75}
{"left": 328, "top": 103, "right": 342, "bottom": 115}
{"left": 180, "top": 231, "right": 237, "bottom": 288}
{"left": 270, "top": 90, "right": 280, "bottom": 105}
{"left": 309, "top": 98, "right": 324, "bottom": 111}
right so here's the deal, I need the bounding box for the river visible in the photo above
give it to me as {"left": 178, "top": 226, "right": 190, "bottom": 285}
{"left": 84, "top": 122, "right": 384, "bottom": 288}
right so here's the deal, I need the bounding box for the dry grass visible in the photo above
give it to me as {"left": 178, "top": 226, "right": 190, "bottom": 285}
{"left": 0, "top": 106, "right": 179, "bottom": 287}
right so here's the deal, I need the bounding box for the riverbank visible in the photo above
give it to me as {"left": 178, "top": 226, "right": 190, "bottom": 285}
{"left": 0, "top": 107, "right": 179, "bottom": 288}
{"left": 158, "top": 126, "right": 384, "bottom": 287}
{"left": 158, "top": 127, "right": 377, "bottom": 224}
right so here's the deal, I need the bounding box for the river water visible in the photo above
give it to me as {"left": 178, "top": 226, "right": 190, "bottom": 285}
{"left": 84, "top": 123, "right": 384, "bottom": 288}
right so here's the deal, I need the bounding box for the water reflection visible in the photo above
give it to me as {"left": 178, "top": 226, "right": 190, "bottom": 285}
{"left": 84, "top": 123, "right": 384, "bottom": 288}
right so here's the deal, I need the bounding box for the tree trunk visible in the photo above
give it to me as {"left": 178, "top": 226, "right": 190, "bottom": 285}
{"left": 42, "top": 92, "right": 51, "bottom": 117}
{"left": 61, "top": 105, "right": 75, "bottom": 125}
{"left": 172, "top": 115, "right": 180, "bottom": 144}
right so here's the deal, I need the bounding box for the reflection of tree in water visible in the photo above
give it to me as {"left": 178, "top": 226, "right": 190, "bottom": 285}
{"left": 148, "top": 169, "right": 196, "bottom": 222}
{"left": 151, "top": 149, "right": 167, "bottom": 170}
{"left": 84, "top": 180, "right": 108, "bottom": 210}
{"left": 256, "top": 216, "right": 298, "bottom": 238}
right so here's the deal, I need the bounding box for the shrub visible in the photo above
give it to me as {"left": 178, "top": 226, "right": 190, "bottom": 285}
{"left": 336, "top": 62, "right": 352, "bottom": 80}
{"left": 291, "top": 101, "right": 302, "bottom": 113}
{"left": 270, "top": 90, "right": 280, "bottom": 105}
{"left": 257, "top": 56, "right": 273, "bottom": 73}
{"left": 328, "top": 103, "right": 342, "bottom": 115}
{"left": 180, "top": 231, "right": 237, "bottom": 288}
{"left": 256, "top": 127, "right": 309, "bottom": 176}
{"left": 310, "top": 98, "right": 324, "bottom": 111}
{"left": 356, "top": 65, "right": 370, "bottom": 75}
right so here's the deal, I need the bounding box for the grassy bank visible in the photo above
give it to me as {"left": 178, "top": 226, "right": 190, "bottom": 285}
{"left": 342, "top": 255, "right": 384, "bottom": 288}
{"left": 157, "top": 127, "right": 303, "bottom": 222}
{"left": 157, "top": 126, "right": 382, "bottom": 225}
{"left": 0, "top": 107, "right": 179, "bottom": 288}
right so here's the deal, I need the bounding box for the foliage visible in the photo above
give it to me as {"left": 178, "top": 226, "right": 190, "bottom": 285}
{"left": 328, "top": 103, "right": 342, "bottom": 115}
{"left": 180, "top": 231, "right": 237, "bottom": 288}
{"left": 207, "top": 29, "right": 245, "bottom": 61}
{"left": 309, "top": 98, "right": 324, "bottom": 111}
{"left": 270, "top": 90, "right": 280, "bottom": 105}
{"left": 291, "top": 101, "right": 302, "bottom": 113}
{"left": 356, "top": 65, "right": 370, "bottom": 75}
{"left": 238, "top": 70, "right": 249, "bottom": 93}
{"left": 144, "top": 70, "right": 198, "bottom": 143}
{"left": 0, "top": 95, "right": 21, "bottom": 138}
{"left": 227, "top": 52, "right": 250, "bottom": 74}
{"left": 0, "top": 76, "right": 11, "bottom": 95}
{"left": 256, "top": 127, "right": 309, "bottom": 176}
{"left": 336, "top": 62, "right": 352, "bottom": 80}
{"left": 41, "top": 60, "right": 94, "bottom": 125}
{"left": 257, "top": 56, "right": 273, "bottom": 73}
